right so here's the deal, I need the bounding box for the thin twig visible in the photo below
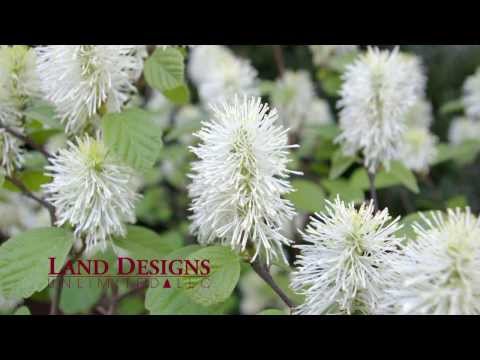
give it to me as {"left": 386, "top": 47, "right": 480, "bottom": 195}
{"left": 50, "top": 243, "right": 86, "bottom": 315}
{"left": 368, "top": 170, "right": 379, "bottom": 212}
{"left": 251, "top": 259, "right": 296, "bottom": 310}
{"left": 1, "top": 126, "right": 51, "bottom": 158}
{"left": 272, "top": 45, "right": 286, "bottom": 77}
{"left": 5, "top": 175, "right": 57, "bottom": 226}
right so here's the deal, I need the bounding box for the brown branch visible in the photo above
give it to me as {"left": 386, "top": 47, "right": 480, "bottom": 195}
{"left": 251, "top": 259, "right": 296, "bottom": 311}
{"left": 272, "top": 45, "right": 286, "bottom": 77}
{"left": 49, "top": 243, "right": 86, "bottom": 315}
{"left": 5, "top": 175, "right": 57, "bottom": 226}
{"left": 1, "top": 126, "right": 51, "bottom": 158}
{"left": 368, "top": 170, "right": 379, "bottom": 212}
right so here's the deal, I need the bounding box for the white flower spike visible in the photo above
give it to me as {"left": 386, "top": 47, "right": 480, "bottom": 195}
{"left": 36, "top": 45, "right": 144, "bottom": 133}
{"left": 188, "top": 46, "right": 258, "bottom": 106}
{"left": 188, "top": 95, "right": 301, "bottom": 265}
{"left": 337, "top": 47, "right": 423, "bottom": 172}
{"left": 380, "top": 209, "right": 480, "bottom": 315}
{"left": 291, "top": 197, "right": 403, "bottom": 315}
{"left": 43, "top": 135, "right": 140, "bottom": 253}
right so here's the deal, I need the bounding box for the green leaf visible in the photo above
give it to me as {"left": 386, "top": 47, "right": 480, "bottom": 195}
{"left": 287, "top": 180, "right": 326, "bottom": 213}
{"left": 3, "top": 170, "right": 51, "bottom": 193}
{"left": 322, "top": 179, "right": 365, "bottom": 204}
{"left": 163, "top": 85, "right": 190, "bottom": 105}
{"left": 0, "top": 228, "right": 74, "bottom": 300}
{"left": 317, "top": 124, "right": 341, "bottom": 141}
{"left": 446, "top": 196, "right": 468, "bottom": 209}
{"left": 56, "top": 282, "right": 103, "bottom": 314}
{"left": 432, "top": 143, "right": 456, "bottom": 165}
{"left": 112, "top": 226, "right": 182, "bottom": 259}
{"left": 102, "top": 108, "right": 163, "bottom": 172}
{"left": 451, "top": 140, "right": 480, "bottom": 165}
{"left": 329, "top": 149, "right": 357, "bottom": 180}
{"left": 0, "top": 168, "right": 4, "bottom": 187}
{"left": 144, "top": 47, "right": 187, "bottom": 104}
{"left": 258, "top": 309, "right": 287, "bottom": 316}
{"left": 145, "top": 245, "right": 227, "bottom": 315}
{"left": 385, "top": 161, "right": 420, "bottom": 194}
{"left": 351, "top": 166, "right": 419, "bottom": 193}
{"left": 117, "top": 296, "right": 146, "bottom": 315}
{"left": 186, "top": 246, "right": 241, "bottom": 307}
{"left": 317, "top": 69, "right": 342, "bottom": 96}
{"left": 439, "top": 99, "right": 464, "bottom": 116}
{"left": 13, "top": 306, "right": 31, "bottom": 315}
{"left": 24, "top": 101, "right": 62, "bottom": 129}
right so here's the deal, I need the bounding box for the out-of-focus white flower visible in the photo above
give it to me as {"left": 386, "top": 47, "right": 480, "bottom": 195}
{"left": 399, "top": 127, "right": 438, "bottom": 173}
{"left": 448, "top": 117, "right": 480, "bottom": 145}
{"left": 271, "top": 70, "right": 316, "bottom": 132}
{"left": 0, "top": 294, "right": 20, "bottom": 312}
{"left": 0, "top": 45, "right": 41, "bottom": 104}
{"left": 304, "top": 98, "right": 333, "bottom": 128}
{"left": 0, "top": 128, "right": 23, "bottom": 175}
{"left": 380, "top": 209, "right": 480, "bottom": 315}
{"left": 157, "top": 45, "right": 195, "bottom": 50}
{"left": 43, "top": 135, "right": 140, "bottom": 253}
{"left": 404, "top": 98, "right": 434, "bottom": 129}
{"left": 0, "top": 189, "right": 49, "bottom": 236}
{"left": 0, "top": 45, "right": 40, "bottom": 128}
{"left": 337, "top": 47, "right": 423, "bottom": 172}
{"left": 463, "top": 68, "right": 480, "bottom": 120}
{"left": 309, "top": 45, "right": 358, "bottom": 67}
{"left": 188, "top": 46, "right": 258, "bottom": 106}
{"left": 36, "top": 45, "right": 144, "bottom": 133}
{"left": 291, "top": 197, "right": 402, "bottom": 315}
{"left": 188, "top": 95, "right": 300, "bottom": 264}
{"left": 400, "top": 53, "right": 427, "bottom": 98}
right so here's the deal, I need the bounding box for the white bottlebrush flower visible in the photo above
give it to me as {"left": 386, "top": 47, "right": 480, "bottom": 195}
{"left": 399, "top": 127, "right": 438, "bottom": 173}
{"left": 0, "top": 45, "right": 40, "bottom": 126}
{"left": 36, "top": 45, "right": 144, "bottom": 133}
{"left": 0, "top": 128, "right": 24, "bottom": 175}
{"left": 400, "top": 53, "right": 427, "bottom": 98}
{"left": 463, "top": 68, "right": 480, "bottom": 120}
{"left": 271, "top": 70, "right": 316, "bottom": 131}
{"left": 404, "top": 98, "right": 434, "bottom": 129}
{"left": 291, "top": 197, "right": 403, "bottom": 315}
{"left": 0, "top": 294, "right": 20, "bottom": 312}
{"left": 188, "top": 95, "right": 300, "bottom": 264}
{"left": 304, "top": 98, "right": 333, "bottom": 128}
{"left": 188, "top": 45, "right": 258, "bottom": 106}
{"left": 337, "top": 47, "right": 423, "bottom": 172}
{"left": 43, "top": 135, "right": 140, "bottom": 253}
{"left": 448, "top": 117, "right": 480, "bottom": 145}
{"left": 0, "top": 189, "right": 50, "bottom": 236}
{"left": 380, "top": 209, "right": 480, "bottom": 315}
{"left": 0, "top": 45, "right": 41, "bottom": 102}
{"left": 309, "top": 45, "right": 358, "bottom": 67}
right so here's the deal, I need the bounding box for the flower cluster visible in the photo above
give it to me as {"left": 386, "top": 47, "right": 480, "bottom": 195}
{"left": 188, "top": 45, "right": 259, "bottom": 106}
{"left": 449, "top": 116, "right": 480, "bottom": 145}
{"left": 309, "top": 45, "right": 358, "bottom": 67}
{"left": 43, "top": 135, "right": 140, "bottom": 253}
{"left": 188, "top": 95, "right": 300, "bottom": 264}
{"left": 36, "top": 45, "right": 144, "bottom": 133}
{"left": 291, "top": 197, "right": 402, "bottom": 315}
{"left": 380, "top": 209, "right": 480, "bottom": 315}
{"left": 270, "top": 70, "right": 316, "bottom": 132}
{"left": 463, "top": 67, "right": 480, "bottom": 120}
{"left": 337, "top": 47, "right": 424, "bottom": 172}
